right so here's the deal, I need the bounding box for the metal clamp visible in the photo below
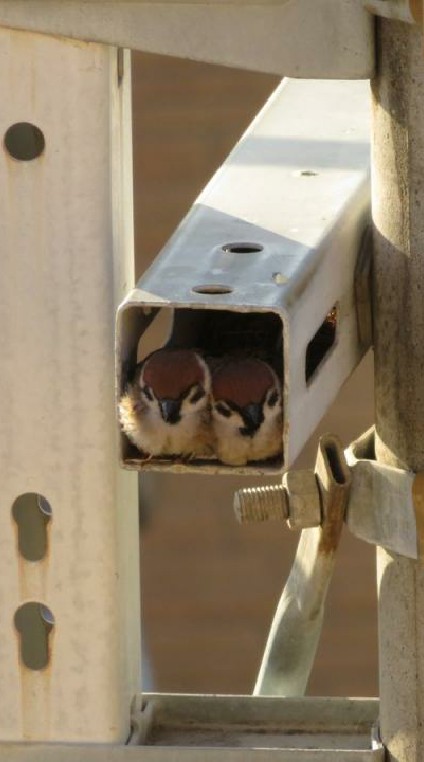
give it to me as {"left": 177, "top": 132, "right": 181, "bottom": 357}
{"left": 345, "top": 426, "right": 422, "bottom": 559}
{"left": 236, "top": 426, "right": 424, "bottom": 560}
{"left": 234, "top": 433, "right": 351, "bottom": 538}
{"left": 252, "top": 434, "right": 351, "bottom": 696}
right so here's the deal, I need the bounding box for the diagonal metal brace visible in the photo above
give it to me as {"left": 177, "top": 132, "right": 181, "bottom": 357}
{"left": 253, "top": 434, "right": 351, "bottom": 696}
{"left": 239, "top": 427, "right": 424, "bottom": 697}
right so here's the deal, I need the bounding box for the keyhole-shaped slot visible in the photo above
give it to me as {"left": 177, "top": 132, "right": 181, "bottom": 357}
{"left": 12, "top": 493, "right": 52, "bottom": 561}
{"left": 14, "top": 602, "right": 55, "bottom": 670}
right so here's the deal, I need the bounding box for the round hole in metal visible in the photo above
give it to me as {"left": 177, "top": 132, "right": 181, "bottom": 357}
{"left": 222, "top": 242, "right": 264, "bottom": 254}
{"left": 4, "top": 122, "right": 45, "bottom": 161}
{"left": 192, "top": 284, "right": 233, "bottom": 295}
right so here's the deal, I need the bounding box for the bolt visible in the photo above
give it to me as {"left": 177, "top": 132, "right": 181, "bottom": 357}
{"left": 233, "top": 471, "right": 322, "bottom": 530}
{"left": 234, "top": 485, "right": 288, "bottom": 523}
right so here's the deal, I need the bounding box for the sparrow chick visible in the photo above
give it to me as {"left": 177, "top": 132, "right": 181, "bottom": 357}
{"left": 119, "top": 348, "right": 212, "bottom": 459}
{"left": 211, "top": 358, "right": 283, "bottom": 466}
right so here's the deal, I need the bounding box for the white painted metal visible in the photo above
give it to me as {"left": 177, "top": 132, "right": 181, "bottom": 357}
{"left": 0, "top": 695, "right": 384, "bottom": 760}
{"left": 0, "top": 29, "right": 140, "bottom": 742}
{"left": 0, "top": 1, "right": 375, "bottom": 78}
{"left": 117, "top": 78, "right": 371, "bottom": 475}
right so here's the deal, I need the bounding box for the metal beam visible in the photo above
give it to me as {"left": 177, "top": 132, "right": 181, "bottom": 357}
{"left": 0, "top": 694, "right": 383, "bottom": 760}
{"left": 118, "top": 78, "right": 371, "bottom": 475}
{"left": 0, "top": 1, "right": 374, "bottom": 78}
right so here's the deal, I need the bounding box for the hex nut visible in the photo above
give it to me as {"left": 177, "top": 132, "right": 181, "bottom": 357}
{"left": 283, "top": 469, "right": 322, "bottom": 529}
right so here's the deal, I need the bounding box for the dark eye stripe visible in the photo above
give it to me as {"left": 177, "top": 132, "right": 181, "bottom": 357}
{"left": 142, "top": 386, "right": 153, "bottom": 401}
{"left": 189, "top": 388, "right": 205, "bottom": 404}
{"left": 215, "top": 402, "right": 232, "bottom": 418}
{"left": 268, "top": 391, "right": 279, "bottom": 407}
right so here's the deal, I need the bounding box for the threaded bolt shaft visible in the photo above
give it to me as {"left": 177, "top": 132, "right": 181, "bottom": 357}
{"left": 234, "top": 484, "right": 288, "bottom": 523}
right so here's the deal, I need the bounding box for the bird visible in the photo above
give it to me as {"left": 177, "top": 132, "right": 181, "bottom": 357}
{"left": 210, "top": 357, "right": 283, "bottom": 466}
{"left": 118, "top": 347, "right": 213, "bottom": 459}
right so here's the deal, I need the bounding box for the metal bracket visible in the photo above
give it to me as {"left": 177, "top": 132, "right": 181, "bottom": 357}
{"left": 117, "top": 78, "right": 371, "bottom": 476}
{"left": 345, "top": 426, "right": 422, "bottom": 559}
{"left": 235, "top": 426, "right": 423, "bottom": 560}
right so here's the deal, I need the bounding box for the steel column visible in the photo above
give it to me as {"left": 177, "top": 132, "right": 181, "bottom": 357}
{"left": 372, "top": 18, "right": 424, "bottom": 761}
{"left": 0, "top": 29, "right": 140, "bottom": 742}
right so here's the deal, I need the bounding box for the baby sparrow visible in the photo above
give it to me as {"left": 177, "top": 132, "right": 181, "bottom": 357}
{"left": 119, "top": 348, "right": 212, "bottom": 459}
{"left": 211, "top": 357, "right": 283, "bottom": 466}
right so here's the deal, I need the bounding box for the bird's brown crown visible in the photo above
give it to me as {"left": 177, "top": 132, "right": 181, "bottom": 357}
{"left": 142, "top": 348, "right": 205, "bottom": 399}
{"left": 212, "top": 358, "right": 275, "bottom": 407}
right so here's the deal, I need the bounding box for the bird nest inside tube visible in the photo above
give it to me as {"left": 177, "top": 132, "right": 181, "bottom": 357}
{"left": 118, "top": 306, "right": 285, "bottom": 473}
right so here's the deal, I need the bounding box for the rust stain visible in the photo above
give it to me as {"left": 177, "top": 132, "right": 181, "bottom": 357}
{"left": 316, "top": 435, "right": 351, "bottom": 555}
{"left": 318, "top": 488, "right": 346, "bottom": 555}
{"left": 412, "top": 472, "right": 424, "bottom": 558}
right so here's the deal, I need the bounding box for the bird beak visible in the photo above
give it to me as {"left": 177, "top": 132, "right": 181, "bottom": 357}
{"left": 159, "top": 399, "right": 181, "bottom": 424}
{"left": 244, "top": 402, "right": 264, "bottom": 431}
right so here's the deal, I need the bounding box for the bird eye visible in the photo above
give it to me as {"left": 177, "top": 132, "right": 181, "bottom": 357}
{"left": 215, "top": 402, "right": 232, "bottom": 418}
{"left": 267, "top": 390, "right": 279, "bottom": 407}
{"left": 141, "top": 385, "right": 154, "bottom": 401}
{"left": 189, "top": 386, "right": 205, "bottom": 404}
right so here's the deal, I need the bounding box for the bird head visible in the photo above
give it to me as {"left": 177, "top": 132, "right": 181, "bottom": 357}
{"left": 211, "top": 358, "right": 282, "bottom": 438}
{"left": 135, "top": 348, "right": 211, "bottom": 424}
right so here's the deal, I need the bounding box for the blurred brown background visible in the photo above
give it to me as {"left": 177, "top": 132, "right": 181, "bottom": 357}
{"left": 131, "top": 52, "right": 378, "bottom": 697}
